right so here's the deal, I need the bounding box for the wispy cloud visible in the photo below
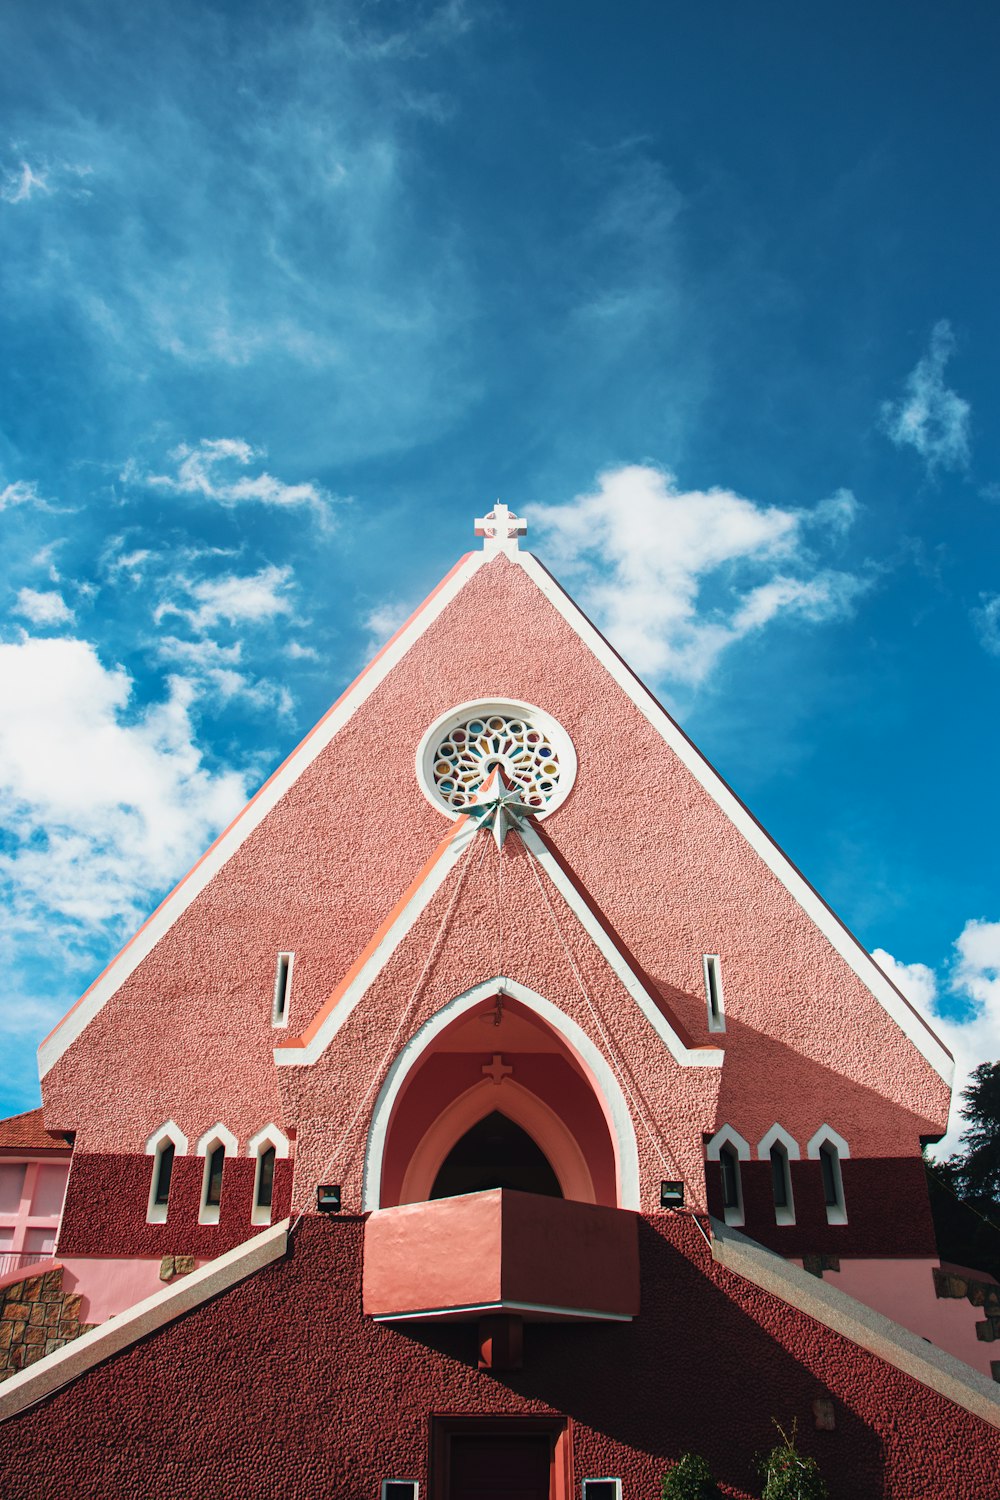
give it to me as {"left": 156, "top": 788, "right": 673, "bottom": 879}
{"left": 0, "top": 160, "right": 49, "bottom": 204}
{"left": 880, "top": 320, "right": 971, "bottom": 474}
{"left": 360, "top": 598, "right": 414, "bottom": 658}
{"left": 874, "top": 927, "right": 1000, "bottom": 1156}
{"left": 125, "top": 439, "right": 334, "bottom": 522}
{"left": 0, "top": 479, "right": 49, "bottom": 511}
{"left": 0, "top": 635, "right": 246, "bottom": 950}
{"left": 154, "top": 564, "right": 297, "bottom": 634}
{"left": 13, "top": 587, "right": 74, "bottom": 626}
{"left": 155, "top": 634, "right": 294, "bottom": 717}
{"left": 972, "top": 594, "right": 1000, "bottom": 656}
{"left": 530, "top": 466, "right": 865, "bottom": 683}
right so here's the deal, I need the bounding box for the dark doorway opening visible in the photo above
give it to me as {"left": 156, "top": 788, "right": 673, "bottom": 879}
{"left": 431, "top": 1416, "right": 570, "bottom": 1500}
{"left": 430, "top": 1111, "right": 563, "bottom": 1200}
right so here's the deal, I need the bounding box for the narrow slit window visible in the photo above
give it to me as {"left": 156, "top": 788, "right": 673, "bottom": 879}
{"left": 720, "top": 1145, "right": 742, "bottom": 1222}
{"left": 205, "top": 1144, "right": 225, "bottom": 1208}
{"left": 256, "top": 1146, "right": 275, "bottom": 1213}
{"left": 704, "top": 954, "right": 725, "bottom": 1032}
{"left": 769, "top": 1142, "right": 794, "bottom": 1224}
{"left": 153, "top": 1142, "right": 175, "bottom": 1207}
{"left": 819, "top": 1142, "right": 847, "bottom": 1223}
{"left": 272, "top": 952, "right": 293, "bottom": 1026}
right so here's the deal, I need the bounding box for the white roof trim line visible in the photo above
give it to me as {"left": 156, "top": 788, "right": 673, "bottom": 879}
{"left": 38, "top": 552, "right": 488, "bottom": 1079}
{"left": 518, "top": 824, "right": 722, "bottom": 1068}
{"left": 274, "top": 822, "right": 476, "bottom": 1068}
{"left": 373, "top": 1299, "right": 633, "bottom": 1323}
{"left": 514, "top": 550, "right": 954, "bottom": 1085}
{"left": 711, "top": 1216, "right": 1000, "bottom": 1429}
{"left": 0, "top": 1220, "right": 289, "bottom": 1423}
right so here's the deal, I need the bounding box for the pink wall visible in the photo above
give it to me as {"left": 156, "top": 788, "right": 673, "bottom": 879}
{"left": 41, "top": 556, "right": 947, "bottom": 1189}
{"left": 827, "top": 1257, "right": 995, "bottom": 1380}
{"left": 0, "top": 1214, "right": 995, "bottom": 1500}
{"left": 58, "top": 1256, "right": 191, "bottom": 1325}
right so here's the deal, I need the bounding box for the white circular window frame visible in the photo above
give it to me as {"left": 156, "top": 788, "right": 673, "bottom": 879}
{"left": 415, "top": 698, "right": 578, "bottom": 822}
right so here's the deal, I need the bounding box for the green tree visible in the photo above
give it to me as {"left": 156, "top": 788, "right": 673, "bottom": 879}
{"left": 662, "top": 1453, "right": 723, "bottom": 1500}
{"left": 756, "top": 1422, "right": 827, "bottom": 1500}
{"left": 942, "top": 1061, "right": 1000, "bottom": 1212}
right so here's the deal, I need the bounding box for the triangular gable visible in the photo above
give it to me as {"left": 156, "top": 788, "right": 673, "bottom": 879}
{"left": 274, "top": 811, "right": 723, "bottom": 1070}
{"left": 39, "top": 534, "right": 952, "bottom": 1088}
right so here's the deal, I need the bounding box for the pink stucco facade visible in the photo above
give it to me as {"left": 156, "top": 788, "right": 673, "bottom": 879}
{"left": 2, "top": 532, "right": 993, "bottom": 1493}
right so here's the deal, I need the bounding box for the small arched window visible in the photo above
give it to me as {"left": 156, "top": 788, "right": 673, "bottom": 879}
{"left": 807, "top": 1126, "right": 849, "bottom": 1225}
{"left": 196, "top": 1124, "right": 238, "bottom": 1225}
{"left": 758, "top": 1125, "right": 799, "bottom": 1226}
{"left": 247, "top": 1125, "right": 290, "bottom": 1226}
{"left": 706, "top": 1126, "right": 749, "bottom": 1227}
{"left": 145, "top": 1122, "right": 188, "bottom": 1225}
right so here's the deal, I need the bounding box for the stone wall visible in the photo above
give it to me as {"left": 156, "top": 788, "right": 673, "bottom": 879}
{"left": 0, "top": 1267, "right": 95, "bottom": 1382}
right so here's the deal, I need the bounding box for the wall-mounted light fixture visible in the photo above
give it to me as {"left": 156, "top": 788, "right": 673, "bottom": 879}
{"left": 660, "top": 1181, "right": 684, "bottom": 1208}
{"left": 317, "top": 1184, "right": 342, "bottom": 1213}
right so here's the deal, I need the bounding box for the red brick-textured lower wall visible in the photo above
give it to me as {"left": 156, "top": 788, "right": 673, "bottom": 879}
{"left": 0, "top": 1214, "right": 997, "bottom": 1499}
{"left": 706, "top": 1156, "right": 939, "bottom": 1258}
{"left": 56, "top": 1153, "right": 293, "bottom": 1258}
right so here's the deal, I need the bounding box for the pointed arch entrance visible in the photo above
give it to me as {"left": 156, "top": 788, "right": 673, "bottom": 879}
{"left": 363, "top": 977, "right": 639, "bottom": 1211}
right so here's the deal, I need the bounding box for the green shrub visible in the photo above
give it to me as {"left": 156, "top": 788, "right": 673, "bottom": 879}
{"left": 757, "top": 1421, "right": 828, "bottom": 1500}
{"left": 662, "top": 1452, "right": 723, "bottom": 1500}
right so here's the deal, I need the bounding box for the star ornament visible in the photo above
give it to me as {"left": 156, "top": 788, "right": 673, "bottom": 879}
{"left": 465, "top": 766, "right": 536, "bottom": 849}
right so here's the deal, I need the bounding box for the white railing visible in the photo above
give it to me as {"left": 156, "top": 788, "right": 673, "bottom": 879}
{"left": 0, "top": 1251, "right": 49, "bottom": 1281}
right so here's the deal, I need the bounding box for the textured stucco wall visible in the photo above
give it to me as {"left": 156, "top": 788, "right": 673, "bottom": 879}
{"left": 56, "top": 1154, "right": 293, "bottom": 1259}
{"left": 0, "top": 1214, "right": 995, "bottom": 1500}
{"left": 39, "top": 552, "right": 948, "bottom": 1232}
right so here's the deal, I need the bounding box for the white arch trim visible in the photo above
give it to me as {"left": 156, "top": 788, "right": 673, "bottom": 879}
{"left": 145, "top": 1120, "right": 188, "bottom": 1156}
{"left": 246, "top": 1125, "right": 290, "bottom": 1160}
{"left": 398, "top": 1078, "right": 597, "bottom": 1206}
{"left": 806, "top": 1125, "right": 851, "bottom": 1160}
{"left": 757, "top": 1124, "right": 801, "bottom": 1160}
{"left": 195, "top": 1123, "right": 239, "bottom": 1157}
{"left": 363, "top": 977, "right": 641, "bottom": 1211}
{"left": 706, "top": 1125, "right": 751, "bottom": 1161}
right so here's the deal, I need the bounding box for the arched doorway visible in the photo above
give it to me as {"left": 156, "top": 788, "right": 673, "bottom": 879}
{"left": 371, "top": 984, "right": 625, "bottom": 1209}
{"left": 430, "top": 1111, "right": 564, "bottom": 1200}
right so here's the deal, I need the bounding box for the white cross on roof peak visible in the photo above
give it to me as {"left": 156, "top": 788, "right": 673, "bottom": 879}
{"left": 474, "top": 501, "right": 527, "bottom": 554}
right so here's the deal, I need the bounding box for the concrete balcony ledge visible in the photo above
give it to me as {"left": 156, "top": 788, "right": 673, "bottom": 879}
{"left": 362, "top": 1189, "right": 639, "bottom": 1324}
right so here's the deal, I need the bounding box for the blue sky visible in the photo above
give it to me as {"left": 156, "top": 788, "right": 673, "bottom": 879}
{"left": 0, "top": 0, "right": 997, "bottom": 1149}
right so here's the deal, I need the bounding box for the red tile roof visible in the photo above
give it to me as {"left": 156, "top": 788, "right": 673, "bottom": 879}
{"left": 0, "top": 1108, "right": 71, "bottom": 1151}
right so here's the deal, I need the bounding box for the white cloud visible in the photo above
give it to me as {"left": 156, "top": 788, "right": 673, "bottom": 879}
{"left": 881, "top": 320, "right": 971, "bottom": 474}
{"left": 127, "top": 438, "right": 334, "bottom": 522}
{"left": 530, "top": 465, "right": 865, "bottom": 683}
{"left": 873, "top": 930, "right": 1000, "bottom": 1156}
{"left": 154, "top": 564, "right": 296, "bottom": 633}
{"left": 361, "top": 599, "right": 413, "bottom": 658}
{"left": 155, "top": 634, "right": 294, "bottom": 717}
{"left": 972, "top": 593, "right": 1000, "bottom": 656}
{"left": 0, "top": 160, "right": 49, "bottom": 204}
{"left": 0, "top": 480, "right": 47, "bottom": 511}
{"left": 0, "top": 636, "right": 246, "bottom": 948}
{"left": 14, "top": 587, "right": 75, "bottom": 626}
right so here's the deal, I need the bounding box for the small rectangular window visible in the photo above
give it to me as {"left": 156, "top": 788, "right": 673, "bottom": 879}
{"left": 272, "top": 952, "right": 293, "bottom": 1026}
{"left": 257, "top": 1147, "right": 275, "bottom": 1210}
{"left": 582, "top": 1482, "right": 622, "bottom": 1500}
{"left": 818, "top": 1142, "right": 847, "bottom": 1223}
{"left": 154, "top": 1143, "right": 175, "bottom": 1206}
{"left": 382, "top": 1484, "right": 418, "bottom": 1500}
{"left": 205, "top": 1144, "right": 225, "bottom": 1207}
{"left": 703, "top": 954, "right": 725, "bottom": 1032}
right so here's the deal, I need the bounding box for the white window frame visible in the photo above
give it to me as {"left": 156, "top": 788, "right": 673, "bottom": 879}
{"left": 582, "top": 1482, "right": 622, "bottom": 1500}
{"left": 272, "top": 951, "right": 294, "bottom": 1028}
{"left": 706, "top": 1125, "right": 749, "bottom": 1226}
{"left": 807, "top": 1125, "right": 850, "bottom": 1225}
{"left": 757, "top": 1124, "right": 800, "bottom": 1226}
{"left": 703, "top": 953, "right": 725, "bottom": 1033}
{"left": 246, "top": 1125, "right": 290, "bottom": 1226}
{"left": 145, "top": 1121, "right": 188, "bottom": 1225}
{"left": 195, "top": 1123, "right": 238, "bottom": 1225}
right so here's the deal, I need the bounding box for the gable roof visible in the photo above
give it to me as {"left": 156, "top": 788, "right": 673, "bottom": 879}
{"left": 38, "top": 539, "right": 952, "bottom": 1085}
{"left": 0, "top": 1108, "right": 71, "bottom": 1151}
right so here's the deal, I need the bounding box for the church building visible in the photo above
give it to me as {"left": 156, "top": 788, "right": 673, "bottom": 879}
{"left": 0, "top": 507, "right": 998, "bottom": 1497}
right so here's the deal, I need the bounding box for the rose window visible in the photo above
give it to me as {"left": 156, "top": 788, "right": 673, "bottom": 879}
{"left": 428, "top": 711, "right": 565, "bottom": 814}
